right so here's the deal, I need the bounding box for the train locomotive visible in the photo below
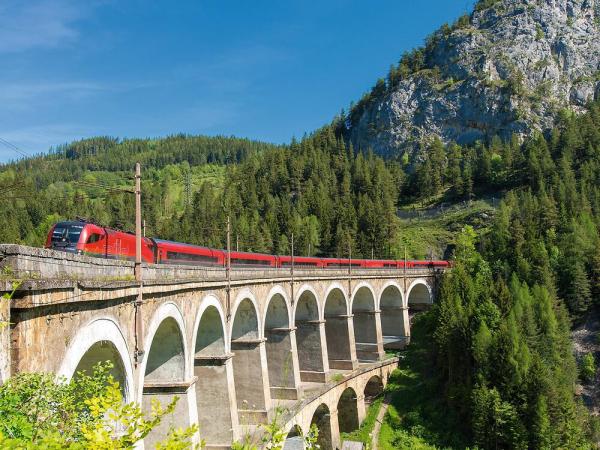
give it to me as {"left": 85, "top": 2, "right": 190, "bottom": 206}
{"left": 45, "top": 220, "right": 450, "bottom": 269}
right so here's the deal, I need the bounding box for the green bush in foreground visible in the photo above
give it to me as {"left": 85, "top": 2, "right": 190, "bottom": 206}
{"left": 0, "top": 363, "right": 317, "bottom": 449}
{"left": 0, "top": 363, "right": 198, "bottom": 449}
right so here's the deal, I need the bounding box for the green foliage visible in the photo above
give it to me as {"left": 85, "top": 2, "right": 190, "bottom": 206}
{"left": 580, "top": 353, "right": 596, "bottom": 382}
{"left": 232, "top": 408, "right": 319, "bottom": 450}
{"left": 378, "top": 314, "right": 470, "bottom": 449}
{"left": 341, "top": 396, "right": 383, "bottom": 445}
{"left": 432, "top": 224, "right": 593, "bottom": 448}
{"left": 330, "top": 373, "right": 345, "bottom": 383}
{"left": 475, "top": 0, "right": 501, "bottom": 12}
{"left": 0, "top": 282, "right": 20, "bottom": 329}
{"left": 0, "top": 362, "right": 199, "bottom": 449}
{"left": 535, "top": 24, "right": 545, "bottom": 41}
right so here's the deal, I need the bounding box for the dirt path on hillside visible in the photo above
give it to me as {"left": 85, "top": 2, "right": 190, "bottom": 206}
{"left": 572, "top": 307, "right": 600, "bottom": 415}
{"left": 370, "top": 395, "right": 390, "bottom": 450}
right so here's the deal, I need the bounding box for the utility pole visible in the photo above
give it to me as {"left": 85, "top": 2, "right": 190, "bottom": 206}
{"left": 236, "top": 235, "right": 239, "bottom": 252}
{"left": 290, "top": 233, "right": 295, "bottom": 306}
{"left": 135, "top": 162, "right": 142, "bottom": 282}
{"left": 143, "top": 219, "right": 146, "bottom": 238}
{"left": 403, "top": 245, "right": 407, "bottom": 295}
{"left": 226, "top": 216, "right": 231, "bottom": 321}
{"left": 184, "top": 170, "right": 192, "bottom": 207}
{"left": 134, "top": 162, "right": 144, "bottom": 366}
{"left": 348, "top": 240, "right": 352, "bottom": 296}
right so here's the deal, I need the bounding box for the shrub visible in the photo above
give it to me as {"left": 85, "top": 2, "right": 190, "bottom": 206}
{"left": 581, "top": 353, "right": 596, "bottom": 382}
{"left": 0, "top": 362, "right": 199, "bottom": 449}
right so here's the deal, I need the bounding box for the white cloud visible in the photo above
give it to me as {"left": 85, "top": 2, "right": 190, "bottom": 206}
{"left": 0, "top": 0, "right": 92, "bottom": 53}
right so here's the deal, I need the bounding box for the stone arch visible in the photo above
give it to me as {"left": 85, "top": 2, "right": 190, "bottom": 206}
{"left": 58, "top": 317, "right": 134, "bottom": 402}
{"left": 350, "top": 282, "right": 376, "bottom": 312}
{"left": 363, "top": 375, "right": 384, "bottom": 406}
{"left": 142, "top": 305, "right": 187, "bottom": 384}
{"left": 323, "top": 283, "right": 349, "bottom": 317}
{"left": 295, "top": 286, "right": 328, "bottom": 382}
{"left": 231, "top": 292, "right": 270, "bottom": 422}
{"left": 230, "top": 290, "right": 261, "bottom": 340}
{"left": 293, "top": 284, "right": 321, "bottom": 323}
{"left": 324, "top": 284, "right": 355, "bottom": 370}
{"left": 192, "top": 295, "right": 228, "bottom": 356}
{"left": 263, "top": 286, "right": 292, "bottom": 328}
{"left": 140, "top": 303, "right": 190, "bottom": 448}
{"left": 407, "top": 279, "right": 433, "bottom": 307}
{"left": 192, "top": 296, "right": 235, "bottom": 446}
{"left": 351, "top": 284, "right": 381, "bottom": 362}
{"left": 284, "top": 424, "right": 304, "bottom": 450}
{"left": 380, "top": 282, "right": 408, "bottom": 349}
{"left": 311, "top": 403, "right": 333, "bottom": 450}
{"left": 337, "top": 387, "right": 359, "bottom": 434}
{"left": 264, "top": 288, "right": 299, "bottom": 399}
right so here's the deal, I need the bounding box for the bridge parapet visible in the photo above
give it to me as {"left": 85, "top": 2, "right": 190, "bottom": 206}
{"left": 0, "top": 244, "right": 439, "bottom": 289}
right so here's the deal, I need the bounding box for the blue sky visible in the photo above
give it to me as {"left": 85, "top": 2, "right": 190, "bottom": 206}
{"left": 0, "top": 0, "right": 475, "bottom": 162}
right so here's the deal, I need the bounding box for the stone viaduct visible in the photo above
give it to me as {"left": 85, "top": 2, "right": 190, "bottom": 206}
{"left": 0, "top": 245, "right": 444, "bottom": 449}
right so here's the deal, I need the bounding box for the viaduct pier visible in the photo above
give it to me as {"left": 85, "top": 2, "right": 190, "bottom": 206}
{"left": 0, "top": 245, "right": 444, "bottom": 449}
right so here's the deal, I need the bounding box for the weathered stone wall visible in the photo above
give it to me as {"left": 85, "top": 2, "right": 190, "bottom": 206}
{"left": 0, "top": 282, "right": 10, "bottom": 385}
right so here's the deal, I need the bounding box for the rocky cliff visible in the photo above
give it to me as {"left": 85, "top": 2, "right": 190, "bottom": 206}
{"left": 346, "top": 0, "right": 600, "bottom": 159}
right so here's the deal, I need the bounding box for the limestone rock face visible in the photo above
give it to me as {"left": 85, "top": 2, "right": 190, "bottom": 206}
{"left": 347, "top": 0, "right": 600, "bottom": 159}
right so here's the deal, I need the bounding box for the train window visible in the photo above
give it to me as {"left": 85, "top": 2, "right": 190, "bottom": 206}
{"left": 51, "top": 224, "right": 83, "bottom": 244}
{"left": 281, "top": 261, "right": 318, "bottom": 267}
{"left": 166, "top": 251, "right": 218, "bottom": 264}
{"left": 86, "top": 233, "right": 103, "bottom": 244}
{"left": 232, "top": 258, "right": 271, "bottom": 266}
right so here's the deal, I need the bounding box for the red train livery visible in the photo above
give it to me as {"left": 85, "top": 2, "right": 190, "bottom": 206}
{"left": 45, "top": 220, "right": 450, "bottom": 269}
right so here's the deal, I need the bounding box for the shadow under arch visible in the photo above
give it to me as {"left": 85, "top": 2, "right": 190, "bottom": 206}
{"left": 295, "top": 287, "right": 328, "bottom": 382}
{"left": 142, "top": 314, "right": 188, "bottom": 448}
{"left": 310, "top": 403, "right": 333, "bottom": 450}
{"left": 58, "top": 318, "right": 134, "bottom": 403}
{"left": 363, "top": 375, "right": 384, "bottom": 406}
{"left": 193, "top": 300, "right": 235, "bottom": 446}
{"left": 264, "top": 291, "right": 299, "bottom": 399}
{"left": 337, "top": 387, "right": 359, "bottom": 434}
{"left": 73, "top": 340, "right": 128, "bottom": 398}
{"left": 284, "top": 424, "right": 304, "bottom": 450}
{"left": 324, "top": 286, "right": 356, "bottom": 370}
{"left": 407, "top": 280, "right": 432, "bottom": 307}
{"left": 231, "top": 296, "right": 270, "bottom": 423}
{"left": 380, "top": 283, "right": 408, "bottom": 349}
{"left": 352, "top": 285, "right": 380, "bottom": 361}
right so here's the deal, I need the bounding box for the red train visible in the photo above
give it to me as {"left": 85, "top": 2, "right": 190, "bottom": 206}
{"left": 45, "top": 220, "right": 450, "bottom": 269}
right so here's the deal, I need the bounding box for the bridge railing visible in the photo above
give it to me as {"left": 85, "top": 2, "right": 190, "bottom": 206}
{"left": 0, "top": 244, "right": 442, "bottom": 286}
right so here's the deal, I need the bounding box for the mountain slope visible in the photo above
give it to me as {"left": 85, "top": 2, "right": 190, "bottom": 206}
{"left": 345, "top": 0, "right": 600, "bottom": 159}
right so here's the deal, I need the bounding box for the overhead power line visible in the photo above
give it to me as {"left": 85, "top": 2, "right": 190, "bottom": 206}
{"left": 0, "top": 137, "right": 31, "bottom": 159}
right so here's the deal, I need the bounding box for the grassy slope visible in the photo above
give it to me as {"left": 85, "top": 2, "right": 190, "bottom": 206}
{"left": 340, "top": 397, "right": 384, "bottom": 445}
{"left": 393, "top": 199, "right": 496, "bottom": 260}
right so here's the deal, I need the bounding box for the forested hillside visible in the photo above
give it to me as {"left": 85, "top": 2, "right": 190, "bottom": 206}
{"left": 383, "top": 99, "right": 600, "bottom": 449}
{"left": 0, "top": 131, "right": 405, "bottom": 260}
